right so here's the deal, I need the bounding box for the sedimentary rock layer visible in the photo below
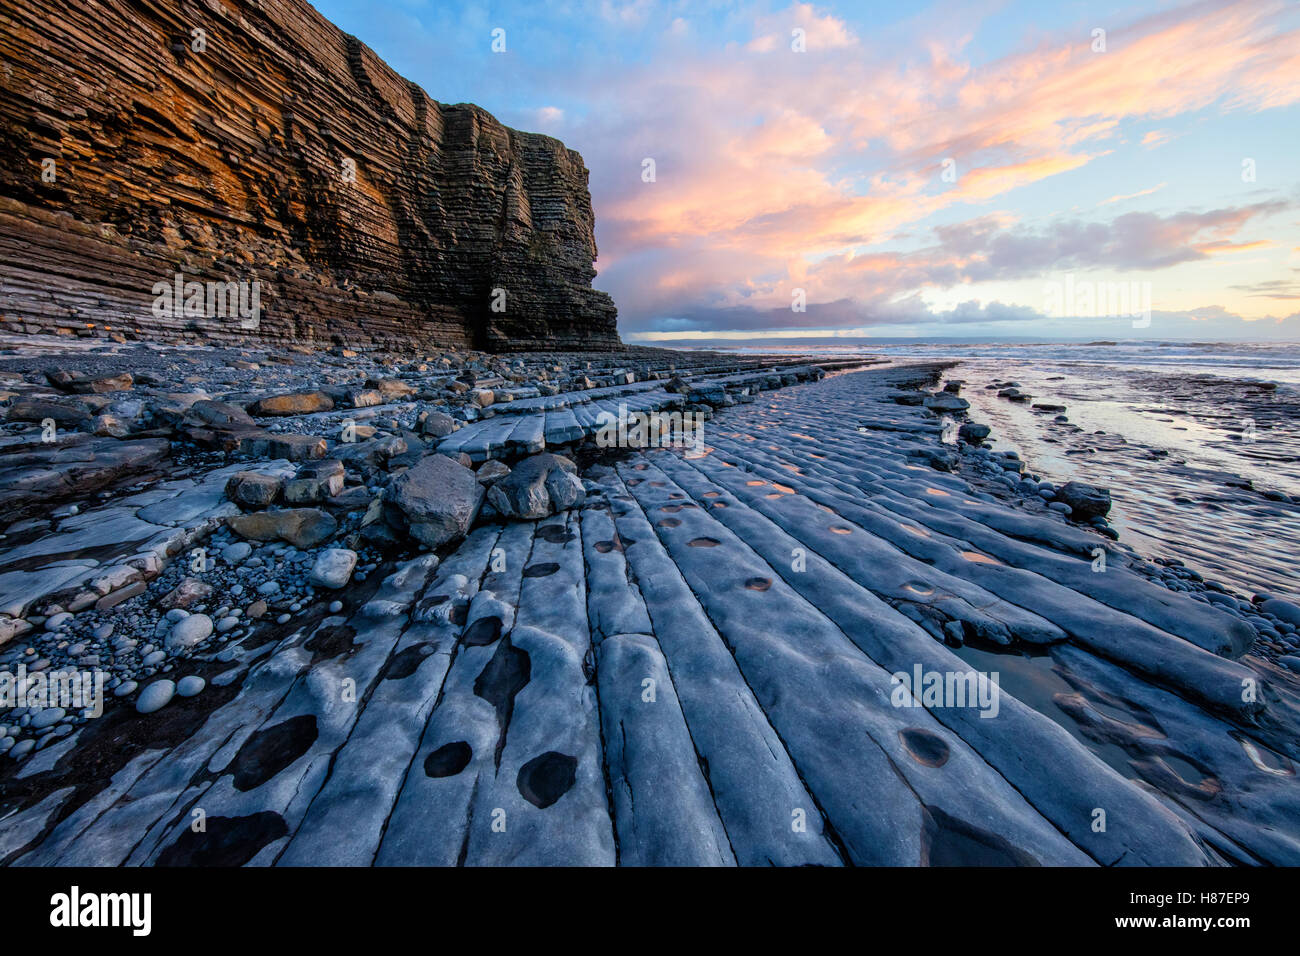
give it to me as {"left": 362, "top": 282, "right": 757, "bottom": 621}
{"left": 0, "top": 0, "right": 619, "bottom": 351}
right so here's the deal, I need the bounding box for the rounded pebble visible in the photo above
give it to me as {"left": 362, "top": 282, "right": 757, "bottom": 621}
{"left": 31, "top": 707, "right": 65, "bottom": 730}
{"left": 166, "top": 613, "right": 214, "bottom": 652}
{"left": 176, "top": 675, "right": 206, "bottom": 697}
{"left": 9, "top": 739, "right": 35, "bottom": 759}
{"left": 136, "top": 680, "right": 176, "bottom": 714}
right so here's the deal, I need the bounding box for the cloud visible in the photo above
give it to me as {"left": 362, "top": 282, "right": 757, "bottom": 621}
{"left": 549, "top": 0, "right": 1300, "bottom": 335}
{"left": 1231, "top": 277, "right": 1300, "bottom": 299}
{"left": 1098, "top": 183, "right": 1168, "bottom": 206}
{"left": 930, "top": 201, "right": 1289, "bottom": 275}
{"left": 605, "top": 197, "right": 1290, "bottom": 338}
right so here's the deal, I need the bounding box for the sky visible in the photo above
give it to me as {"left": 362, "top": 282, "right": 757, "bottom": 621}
{"left": 312, "top": 0, "right": 1300, "bottom": 343}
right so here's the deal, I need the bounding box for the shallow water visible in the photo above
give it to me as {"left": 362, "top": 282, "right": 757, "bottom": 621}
{"left": 949, "top": 365, "right": 1298, "bottom": 599}
{"left": 752, "top": 342, "right": 1300, "bottom": 599}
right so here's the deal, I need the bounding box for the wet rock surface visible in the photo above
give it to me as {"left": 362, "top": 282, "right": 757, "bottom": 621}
{"left": 0, "top": 357, "right": 1294, "bottom": 867}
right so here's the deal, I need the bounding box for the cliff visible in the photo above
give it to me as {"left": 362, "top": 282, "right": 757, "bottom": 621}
{"left": 0, "top": 0, "right": 621, "bottom": 351}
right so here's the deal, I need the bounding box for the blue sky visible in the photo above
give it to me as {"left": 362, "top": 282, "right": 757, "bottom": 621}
{"left": 313, "top": 0, "right": 1300, "bottom": 341}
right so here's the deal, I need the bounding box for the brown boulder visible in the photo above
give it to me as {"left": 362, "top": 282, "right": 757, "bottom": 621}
{"left": 225, "top": 471, "right": 283, "bottom": 509}
{"left": 227, "top": 508, "right": 338, "bottom": 549}
{"left": 248, "top": 391, "right": 335, "bottom": 416}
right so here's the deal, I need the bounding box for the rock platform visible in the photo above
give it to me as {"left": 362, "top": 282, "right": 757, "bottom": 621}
{"left": 2, "top": 361, "right": 1297, "bottom": 866}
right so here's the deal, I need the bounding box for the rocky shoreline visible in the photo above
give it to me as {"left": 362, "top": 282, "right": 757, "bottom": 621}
{"left": 1, "top": 347, "right": 1297, "bottom": 866}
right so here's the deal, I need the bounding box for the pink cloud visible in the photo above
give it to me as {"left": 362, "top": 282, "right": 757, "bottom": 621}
{"left": 559, "top": 0, "right": 1300, "bottom": 331}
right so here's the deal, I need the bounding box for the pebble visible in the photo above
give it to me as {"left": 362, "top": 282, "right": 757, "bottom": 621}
{"left": 114, "top": 680, "right": 138, "bottom": 697}
{"left": 309, "top": 548, "right": 358, "bottom": 589}
{"left": 221, "top": 541, "right": 253, "bottom": 565}
{"left": 136, "top": 680, "right": 176, "bottom": 714}
{"left": 176, "top": 675, "right": 206, "bottom": 697}
{"left": 165, "top": 613, "right": 214, "bottom": 652}
{"left": 9, "top": 739, "right": 35, "bottom": 759}
{"left": 30, "top": 707, "right": 65, "bottom": 730}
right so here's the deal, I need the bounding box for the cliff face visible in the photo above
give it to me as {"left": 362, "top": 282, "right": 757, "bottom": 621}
{"left": 0, "top": 0, "right": 621, "bottom": 351}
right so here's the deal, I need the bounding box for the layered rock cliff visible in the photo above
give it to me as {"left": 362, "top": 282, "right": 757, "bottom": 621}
{"left": 0, "top": 0, "right": 620, "bottom": 351}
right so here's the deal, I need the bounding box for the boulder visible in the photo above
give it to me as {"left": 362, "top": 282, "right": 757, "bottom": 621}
{"left": 228, "top": 508, "right": 338, "bottom": 548}
{"left": 1056, "top": 481, "right": 1112, "bottom": 521}
{"left": 688, "top": 384, "right": 731, "bottom": 408}
{"left": 322, "top": 386, "right": 384, "bottom": 408}
{"left": 958, "top": 423, "right": 991, "bottom": 444}
{"left": 5, "top": 399, "right": 93, "bottom": 429}
{"left": 225, "top": 471, "right": 282, "bottom": 509}
{"left": 420, "top": 411, "right": 457, "bottom": 438}
{"left": 248, "top": 390, "right": 334, "bottom": 416}
{"left": 70, "top": 372, "right": 134, "bottom": 394}
{"left": 93, "top": 413, "right": 131, "bottom": 437}
{"left": 333, "top": 436, "right": 409, "bottom": 479}
{"left": 177, "top": 676, "right": 206, "bottom": 697}
{"left": 284, "top": 459, "right": 345, "bottom": 504}
{"left": 238, "top": 432, "right": 328, "bottom": 461}
{"left": 476, "top": 460, "right": 511, "bottom": 485}
{"left": 309, "top": 548, "right": 358, "bottom": 589}
{"left": 165, "top": 614, "right": 214, "bottom": 653}
{"left": 486, "top": 452, "right": 585, "bottom": 520}
{"left": 182, "top": 400, "right": 255, "bottom": 429}
{"left": 136, "top": 680, "right": 176, "bottom": 714}
{"left": 1261, "top": 598, "right": 1300, "bottom": 628}
{"left": 368, "top": 377, "right": 417, "bottom": 401}
{"left": 384, "top": 454, "right": 483, "bottom": 547}
{"left": 158, "top": 577, "right": 214, "bottom": 610}
{"left": 923, "top": 393, "right": 969, "bottom": 413}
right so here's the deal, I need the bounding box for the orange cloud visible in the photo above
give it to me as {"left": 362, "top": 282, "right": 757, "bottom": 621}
{"left": 579, "top": 0, "right": 1300, "bottom": 330}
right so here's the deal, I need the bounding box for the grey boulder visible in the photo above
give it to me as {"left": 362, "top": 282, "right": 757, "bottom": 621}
{"left": 1056, "top": 481, "right": 1112, "bottom": 521}
{"left": 384, "top": 454, "right": 483, "bottom": 547}
{"left": 309, "top": 548, "right": 358, "bottom": 588}
{"left": 487, "top": 452, "right": 585, "bottom": 520}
